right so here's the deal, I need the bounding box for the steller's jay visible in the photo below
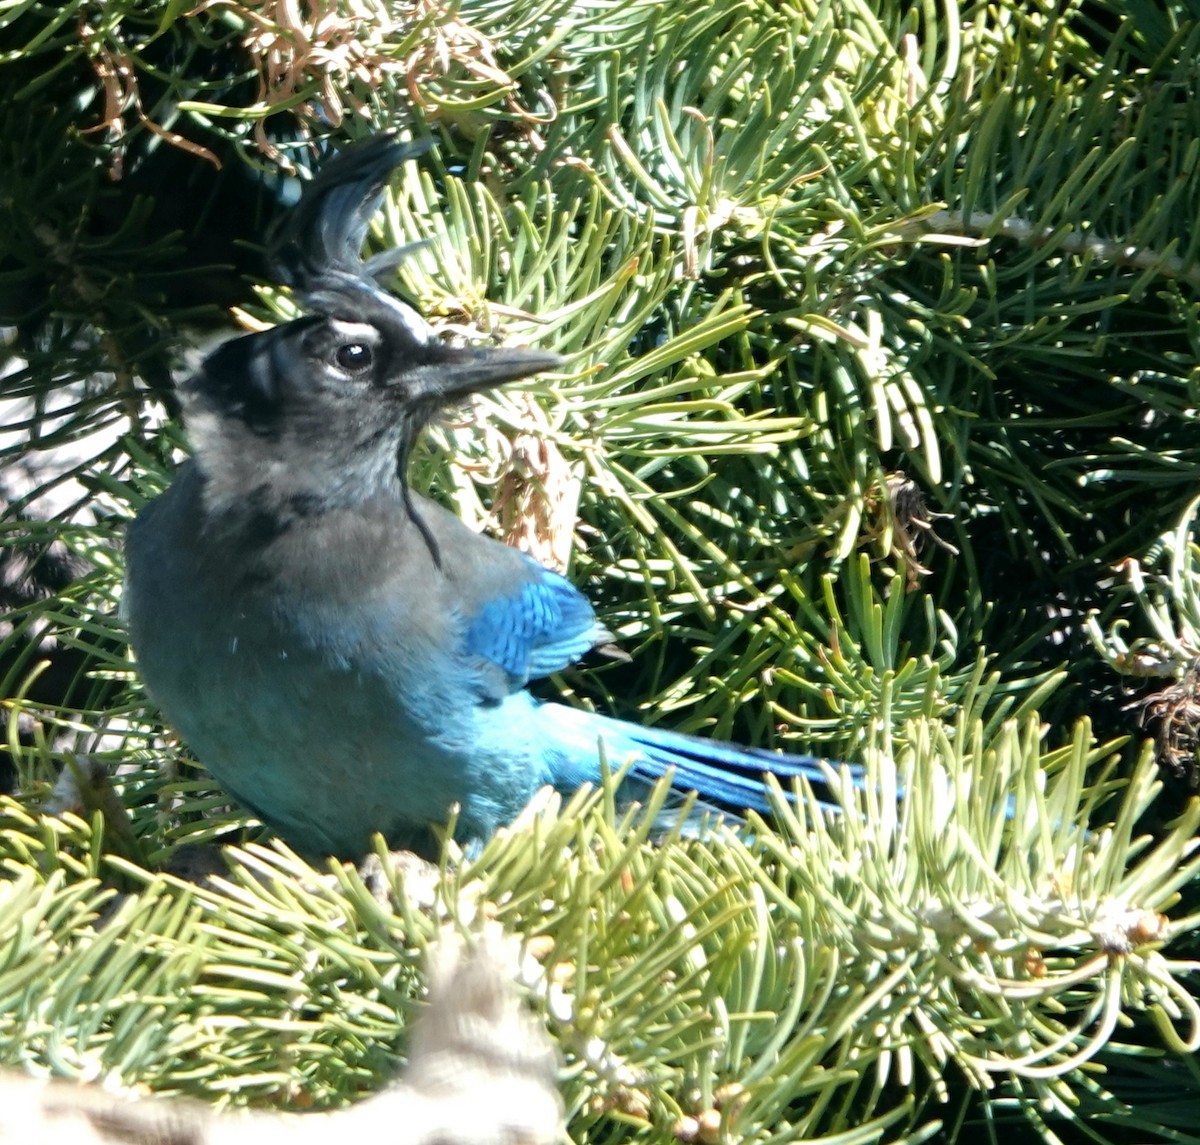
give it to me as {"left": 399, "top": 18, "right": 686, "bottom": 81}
{"left": 124, "top": 136, "right": 851, "bottom": 859}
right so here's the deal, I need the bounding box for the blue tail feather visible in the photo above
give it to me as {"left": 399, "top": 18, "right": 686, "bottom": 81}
{"left": 536, "top": 703, "right": 854, "bottom": 816}
{"left": 615, "top": 722, "right": 847, "bottom": 815}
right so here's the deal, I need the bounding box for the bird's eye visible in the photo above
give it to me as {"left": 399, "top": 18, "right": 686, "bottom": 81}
{"left": 334, "top": 342, "right": 373, "bottom": 373}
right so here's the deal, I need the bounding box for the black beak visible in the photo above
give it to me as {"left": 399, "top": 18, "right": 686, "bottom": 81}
{"left": 421, "top": 344, "right": 563, "bottom": 400}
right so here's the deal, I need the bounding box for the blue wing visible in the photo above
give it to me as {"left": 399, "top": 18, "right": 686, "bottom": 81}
{"left": 465, "top": 560, "right": 612, "bottom": 687}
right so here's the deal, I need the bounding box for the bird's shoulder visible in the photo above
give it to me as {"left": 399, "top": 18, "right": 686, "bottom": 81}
{"left": 407, "top": 499, "right": 615, "bottom": 685}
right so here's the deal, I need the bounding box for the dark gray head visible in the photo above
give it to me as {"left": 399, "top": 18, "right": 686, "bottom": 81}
{"left": 180, "top": 135, "right": 559, "bottom": 535}
{"left": 183, "top": 296, "right": 558, "bottom": 514}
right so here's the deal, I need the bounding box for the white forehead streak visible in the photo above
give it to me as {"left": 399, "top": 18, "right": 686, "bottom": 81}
{"left": 378, "top": 294, "right": 436, "bottom": 345}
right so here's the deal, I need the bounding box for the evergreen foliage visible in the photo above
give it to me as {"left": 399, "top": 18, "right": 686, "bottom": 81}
{"left": 2, "top": 0, "right": 1200, "bottom": 1141}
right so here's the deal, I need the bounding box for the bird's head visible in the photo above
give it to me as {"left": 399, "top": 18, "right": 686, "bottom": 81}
{"left": 179, "top": 135, "right": 559, "bottom": 527}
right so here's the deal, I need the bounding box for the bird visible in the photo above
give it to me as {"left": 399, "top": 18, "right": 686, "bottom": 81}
{"left": 123, "top": 135, "right": 851, "bottom": 859}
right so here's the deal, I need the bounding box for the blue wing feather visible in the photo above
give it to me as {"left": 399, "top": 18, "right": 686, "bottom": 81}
{"left": 466, "top": 560, "right": 610, "bottom": 686}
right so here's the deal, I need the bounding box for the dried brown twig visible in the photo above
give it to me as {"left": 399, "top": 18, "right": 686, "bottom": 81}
{"left": 863, "top": 471, "right": 957, "bottom": 590}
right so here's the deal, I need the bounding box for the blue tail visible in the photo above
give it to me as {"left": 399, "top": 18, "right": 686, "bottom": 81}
{"left": 535, "top": 703, "right": 854, "bottom": 817}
